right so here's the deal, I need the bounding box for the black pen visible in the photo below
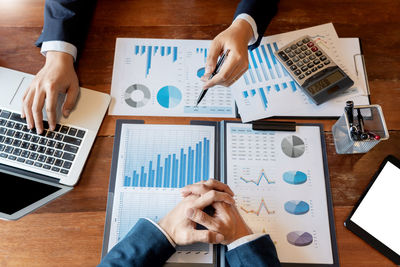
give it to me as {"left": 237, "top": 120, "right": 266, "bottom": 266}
{"left": 195, "top": 49, "right": 230, "bottom": 106}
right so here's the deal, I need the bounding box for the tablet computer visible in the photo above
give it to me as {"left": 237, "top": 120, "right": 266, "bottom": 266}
{"left": 345, "top": 155, "right": 400, "bottom": 264}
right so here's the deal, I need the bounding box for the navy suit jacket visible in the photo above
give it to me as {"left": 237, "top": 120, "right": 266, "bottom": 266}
{"left": 99, "top": 219, "right": 280, "bottom": 267}
{"left": 36, "top": 0, "right": 279, "bottom": 53}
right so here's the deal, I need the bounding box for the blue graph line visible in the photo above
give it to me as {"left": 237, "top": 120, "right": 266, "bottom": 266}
{"left": 240, "top": 170, "right": 275, "bottom": 185}
{"left": 167, "top": 47, "right": 171, "bottom": 55}
{"left": 274, "top": 84, "right": 280, "bottom": 92}
{"left": 243, "top": 91, "right": 249, "bottom": 98}
{"left": 135, "top": 45, "right": 139, "bottom": 55}
{"left": 146, "top": 46, "right": 152, "bottom": 77}
{"left": 261, "top": 45, "right": 275, "bottom": 79}
{"left": 249, "top": 50, "right": 262, "bottom": 82}
{"left": 283, "top": 83, "right": 288, "bottom": 89}
{"left": 247, "top": 63, "right": 256, "bottom": 83}
{"left": 243, "top": 73, "right": 250, "bottom": 85}
{"left": 161, "top": 46, "right": 165, "bottom": 56}
{"left": 141, "top": 45, "right": 146, "bottom": 55}
{"left": 255, "top": 47, "right": 269, "bottom": 81}
{"left": 290, "top": 81, "right": 297, "bottom": 92}
{"left": 259, "top": 88, "right": 268, "bottom": 109}
{"left": 251, "top": 89, "right": 256, "bottom": 96}
{"left": 267, "top": 43, "right": 281, "bottom": 78}
{"left": 173, "top": 47, "right": 178, "bottom": 62}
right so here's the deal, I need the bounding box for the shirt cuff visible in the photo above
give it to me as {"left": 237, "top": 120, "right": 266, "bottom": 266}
{"left": 145, "top": 218, "right": 176, "bottom": 248}
{"left": 233, "top": 13, "right": 258, "bottom": 46}
{"left": 227, "top": 233, "right": 266, "bottom": 251}
{"left": 40, "top": 41, "right": 77, "bottom": 62}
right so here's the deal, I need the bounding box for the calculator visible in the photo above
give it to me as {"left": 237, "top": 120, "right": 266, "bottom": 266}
{"left": 274, "top": 35, "right": 354, "bottom": 105}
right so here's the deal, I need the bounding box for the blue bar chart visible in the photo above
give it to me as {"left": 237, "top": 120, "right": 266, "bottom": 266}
{"left": 134, "top": 45, "right": 179, "bottom": 77}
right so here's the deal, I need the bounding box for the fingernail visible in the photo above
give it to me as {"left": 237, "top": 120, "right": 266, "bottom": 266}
{"left": 64, "top": 109, "right": 71, "bottom": 117}
{"left": 216, "top": 234, "right": 224, "bottom": 243}
{"left": 186, "top": 208, "right": 194, "bottom": 218}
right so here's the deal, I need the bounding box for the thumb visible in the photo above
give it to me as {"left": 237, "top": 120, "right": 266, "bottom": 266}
{"left": 62, "top": 83, "right": 80, "bottom": 117}
{"left": 189, "top": 230, "right": 224, "bottom": 244}
{"left": 204, "top": 39, "right": 223, "bottom": 77}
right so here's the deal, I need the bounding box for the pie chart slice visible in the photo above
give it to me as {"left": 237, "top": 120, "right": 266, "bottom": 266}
{"left": 281, "top": 135, "right": 305, "bottom": 158}
{"left": 284, "top": 200, "right": 310, "bottom": 215}
{"left": 157, "top": 86, "right": 182, "bottom": 108}
{"left": 283, "top": 171, "right": 307, "bottom": 185}
{"left": 287, "top": 231, "right": 313, "bottom": 246}
{"left": 124, "top": 84, "right": 151, "bottom": 108}
{"left": 197, "top": 67, "right": 205, "bottom": 78}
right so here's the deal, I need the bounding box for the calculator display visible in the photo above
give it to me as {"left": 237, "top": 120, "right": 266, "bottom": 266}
{"left": 307, "top": 70, "right": 344, "bottom": 95}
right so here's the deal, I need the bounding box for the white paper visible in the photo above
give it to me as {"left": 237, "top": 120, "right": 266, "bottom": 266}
{"left": 225, "top": 123, "right": 334, "bottom": 264}
{"left": 109, "top": 38, "right": 236, "bottom": 118}
{"left": 107, "top": 124, "right": 216, "bottom": 264}
{"left": 231, "top": 23, "right": 370, "bottom": 122}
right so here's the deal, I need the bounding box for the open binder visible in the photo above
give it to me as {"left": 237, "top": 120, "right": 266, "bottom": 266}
{"left": 102, "top": 120, "right": 339, "bottom": 266}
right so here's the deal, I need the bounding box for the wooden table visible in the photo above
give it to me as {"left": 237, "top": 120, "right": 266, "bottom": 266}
{"left": 0, "top": 0, "right": 399, "bottom": 266}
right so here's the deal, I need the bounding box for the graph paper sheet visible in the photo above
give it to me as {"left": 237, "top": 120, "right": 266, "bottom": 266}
{"left": 224, "top": 122, "right": 336, "bottom": 264}
{"left": 104, "top": 122, "right": 216, "bottom": 265}
{"left": 109, "top": 38, "right": 236, "bottom": 118}
{"left": 231, "top": 23, "right": 370, "bottom": 122}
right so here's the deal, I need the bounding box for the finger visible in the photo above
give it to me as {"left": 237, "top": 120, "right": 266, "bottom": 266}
{"left": 62, "top": 83, "right": 80, "bottom": 118}
{"left": 186, "top": 208, "right": 220, "bottom": 232}
{"left": 188, "top": 230, "right": 224, "bottom": 244}
{"left": 193, "top": 190, "right": 235, "bottom": 209}
{"left": 45, "top": 89, "right": 58, "bottom": 131}
{"left": 181, "top": 179, "right": 234, "bottom": 197}
{"left": 202, "top": 55, "right": 238, "bottom": 90}
{"left": 32, "top": 89, "right": 46, "bottom": 134}
{"left": 23, "top": 88, "right": 36, "bottom": 129}
{"left": 204, "top": 39, "right": 223, "bottom": 77}
{"left": 21, "top": 85, "right": 33, "bottom": 119}
{"left": 226, "top": 66, "right": 248, "bottom": 87}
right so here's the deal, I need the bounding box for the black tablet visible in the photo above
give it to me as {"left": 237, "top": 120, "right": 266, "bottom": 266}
{"left": 345, "top": 155, "right": 400, "bottom": 264}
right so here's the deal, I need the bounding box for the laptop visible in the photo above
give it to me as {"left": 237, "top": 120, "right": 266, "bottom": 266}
{"left": 0, "top": 66, "right": 111, "bottom": 220}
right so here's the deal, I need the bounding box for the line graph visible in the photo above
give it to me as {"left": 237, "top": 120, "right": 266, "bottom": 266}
{"left": 239, "top": 169, "right": 276, "bottom": 185}
{"left": 240, "top": 198, "right": 275, "bottom": 216}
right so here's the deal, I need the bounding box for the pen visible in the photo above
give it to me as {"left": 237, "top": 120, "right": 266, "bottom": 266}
{"left": 195, "top": 49, "right": 230, "bottom": 106}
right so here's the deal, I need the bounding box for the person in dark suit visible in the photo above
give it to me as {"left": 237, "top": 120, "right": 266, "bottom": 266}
{"left": 98, "top": 179, "right": 281, "bottom": 266}
{"left": 22, "top": 0, "right": 279, "bottom": 134}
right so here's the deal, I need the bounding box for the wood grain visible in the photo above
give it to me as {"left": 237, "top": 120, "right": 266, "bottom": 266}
{"left": 0, "top": 0, "right": 399, "bottom": 266}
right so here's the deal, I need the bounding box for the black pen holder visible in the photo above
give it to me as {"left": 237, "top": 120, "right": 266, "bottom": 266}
{"left": 332, "top": 104, "right": 389, "bottom": 154}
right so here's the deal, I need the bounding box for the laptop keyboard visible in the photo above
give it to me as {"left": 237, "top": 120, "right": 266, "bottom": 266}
{"left": 0, "top": 108, "right": 86, "bottom": 175}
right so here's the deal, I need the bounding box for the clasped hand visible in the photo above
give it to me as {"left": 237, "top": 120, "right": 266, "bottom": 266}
{"left": 158, "top": 179, "right": 252, "bottom": 246}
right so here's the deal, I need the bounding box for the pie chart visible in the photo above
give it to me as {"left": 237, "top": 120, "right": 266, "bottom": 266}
{"left": 283, "top": 171, "right": 307, "bottom": 185}
{"left": 156, "top": 85, "right": 182, "bottom": 108}
{"left": 124, "top": 84, "right": 151, "bottom": 108}
{"left": 281, "top": 135, "right": 305, "bottom": 158}
{"left": 284, "top": 200, "right": 310, "bottom": 215}
{"left": 287, "top": 231, "right": 313, "bottom": 246}
{"left": 197, "top": 67, "right": 205, "bottom": 78}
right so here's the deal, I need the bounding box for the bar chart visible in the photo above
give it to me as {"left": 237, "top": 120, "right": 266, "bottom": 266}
{"left": 134, "top": 45, "right": 178, "bottom": 77}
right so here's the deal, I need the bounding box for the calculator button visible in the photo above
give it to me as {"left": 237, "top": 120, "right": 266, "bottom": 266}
{"left": 278, "top": 51, "right": 289, "bottom": 61}
{"left": 299, "top": 53, "right": 305, "bottom": 59}
{"left": 294, "top": 48, "right": 301, "bottom": 54}
{"left": 302, "top": 38, "right": 310, "bottom": 43}
{"left": 305, "top": 70, "right": 312, "bottom": 76}
{"left": 318, "top": 64, "right": 324, "bottom": 68}
{"left": 296, "top": 41, "right": 303, "bottom": 46}
{"left": 313, "top": 59, "right": 320, "bottom": 64}
{"left": 324, "top": 60, "right": 331, "bottom": 65}
{"left": 303, "top": 58, "right": 310, "bottom": 63}
{"left": 292, "top": 56, "right": 299, "bottom": 62}
{"left": 315, "top": 51, "right": 322, "bottom": 56}
{"left": 286, "top": 60, "right": 293, "bottom": 66}
{"left": 288, "top": 52, "right": 295, "bottom": 57}
{"left": 301, "top": 66, "right": 308, "bottom": 72}
{"left": 305, "top": 50, "right": 311, "bottom": 55}
{"left": 299, "top": 74, "right": 305, "bottom": 79}
{"left": 311, "top": 67, "right": 318, "bottom": 72}
{"left": 297, "top": 61, "right": 304, "bottom": 67}
{"left": 320, "top": 55, "right": 327, "bottom": 61}
{"left": 309, "top": 55, "right": 316, "bottom": 60}
{"left": 284, "top": 48, "right": 291, "bottom": 53}
{"left": 294, "top": 70, "right": 301, "bottom": 76}
{"left": 307, "top": 42, "right": 314, "bottom": 47}
{"left": 311, "top": 46, "right": 318, "bottom": 52}
{"left": 301, "top": 45, "right": 307, "bottom": 51}
{"left": 290, "top": 65, "right": 297, "bottom": 71}
{"left": 290, "top": 44, "right": 297, "bottom": 50}
{"left": 307, "top": 62, "right": 314, "bottom": 68}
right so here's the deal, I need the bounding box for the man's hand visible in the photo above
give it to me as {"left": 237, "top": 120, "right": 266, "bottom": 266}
{"left": 202, "top": 19, "right": 253, "bottom": 90}
{"left": 21, "top": 51, "right": 79, "bottom": 134}
{"left": 183, "top": 180, "right": 253, "bottom": 245}
{"left": 158, "top": 188, "right": 235, "bottom": 246}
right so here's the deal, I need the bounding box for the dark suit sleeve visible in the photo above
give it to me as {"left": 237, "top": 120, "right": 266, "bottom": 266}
{"left": 225, "top": 235, "right": 281, "bottom": 267}
{"left": 234, "top": 0, "right": 279, "bottom": 50}
{"left": 98, "top": 219, "right": 176, "bottom": 267}
{"left": 35, "top": 0, "right": 97, "bottom": 52}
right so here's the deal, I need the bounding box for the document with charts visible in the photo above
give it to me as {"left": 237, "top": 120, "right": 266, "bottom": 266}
{"left": 109, "top": 38, "right": 236, "bottom": 118}
{"left": 102, "top": 120, "right": 338, "bottom": 266}
{"left": 230, "top": 23, "right": 370, "bottom": 122}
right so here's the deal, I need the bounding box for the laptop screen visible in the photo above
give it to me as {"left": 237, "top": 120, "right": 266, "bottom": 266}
{"left": 0, "top": 171, "right": 61, "bottom": 215}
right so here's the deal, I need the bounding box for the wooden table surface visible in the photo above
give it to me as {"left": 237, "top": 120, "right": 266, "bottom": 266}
{"left": 0, "top": 0, "right": 399, "bottom": 266}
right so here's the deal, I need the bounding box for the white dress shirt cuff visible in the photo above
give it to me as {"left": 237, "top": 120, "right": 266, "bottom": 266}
{"left": 233, "top": 13, "right": 258, "bottom": 46}
{"left": 227, "top": 233, "right": 266, "bottom": 251}
{"left": 145, "top": 218, "right": 176, "bottom": 248}
{"left": 40, "top": 41, "right": 77, "bottom": 62}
